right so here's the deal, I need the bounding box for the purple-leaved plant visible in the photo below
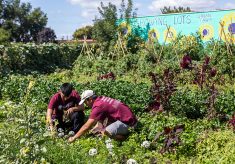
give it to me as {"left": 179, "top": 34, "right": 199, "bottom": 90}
{"left": 97, "top": 72, "right": 115, "bottom": 81}
{"left": 147, "top": 69, "right": 177, "bottom": 114}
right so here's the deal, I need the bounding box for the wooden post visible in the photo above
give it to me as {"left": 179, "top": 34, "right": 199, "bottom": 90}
{"left": 219, "top": 22, "right": 233, "bottom": 56}
{"left": 158, "top": 25, "right": 171, "bottom": 63}
{"left": 117, "top": 32, "right": 127, "bottom": 58}
{"left": 150, "top": 33, "right": 158, "bottom": 60}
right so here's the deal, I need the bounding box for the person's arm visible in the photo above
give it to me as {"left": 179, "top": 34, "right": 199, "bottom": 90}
{"left": 46, "top": 108, "right": 54, "bottom": 131}
{"left": 68, "top": 118, "right": 97, "bottom": 143}
{"left": 66, "top": 104, "right": 84, "bottom": 114}
{"left": 67, "top": 91, "right": 85, "bottom": 114}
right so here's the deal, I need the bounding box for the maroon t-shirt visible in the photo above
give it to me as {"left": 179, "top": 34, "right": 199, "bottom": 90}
{"left": 89, "top": 96, "right": 137, "bottom": 126}
{"left": 48, "top": 90, "right": 81, "bottom": 117}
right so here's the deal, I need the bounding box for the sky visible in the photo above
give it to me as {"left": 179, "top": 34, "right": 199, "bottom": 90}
{"left": 21, "top": 0, "right": 235, "bottom": 40}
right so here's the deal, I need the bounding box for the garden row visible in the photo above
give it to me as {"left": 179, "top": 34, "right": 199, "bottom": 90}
{"left": 0, "top": 75, "right": 234, "bottom": 119}
{"left": 0, "top": 37, "right": 235, "bottom": 79}
{"left": 0, "top": 75, "right": 235, "bottom": 163}
{"left": 0, "top": 43, "right": 82, "bottom": 74}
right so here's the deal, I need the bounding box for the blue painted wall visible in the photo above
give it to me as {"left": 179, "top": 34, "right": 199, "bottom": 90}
{"left": 117, "top": 9, "right": 235, "bottom": 44}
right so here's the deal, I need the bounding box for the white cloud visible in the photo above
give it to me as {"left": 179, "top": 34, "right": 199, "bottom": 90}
{"left": 68, "top": 0, "right": 121, "bottom": 9}
{"left": 21, "top": 0, "right": 32, "bottom": 2}
{"left": 224, "top": 3, "right": 235, "bottom": 9}
{"left": 148, "top": 0, "right": 216, "bottom": 12}
{"left": 68, "top": 0, "right": 142, "bottom": 18}
{"left": 81, "top": 9, "right": 97, "bottom": 18}
{"left": 135, "top": 2, "right": 142, "bottom": 9}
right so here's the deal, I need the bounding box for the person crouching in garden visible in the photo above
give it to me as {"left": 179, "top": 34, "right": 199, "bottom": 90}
{"left": 46, "top": 83, "right": 85, "bottom": 134}
{"left": 68, "top": 90, "right": 137, "bottom": 143}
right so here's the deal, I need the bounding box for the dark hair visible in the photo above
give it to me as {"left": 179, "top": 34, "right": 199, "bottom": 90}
{"left": 91, "top": 94, "right": 98, "bottom": 100}
{"left": 60, "top": 83, "right": 73, "bottom": 97}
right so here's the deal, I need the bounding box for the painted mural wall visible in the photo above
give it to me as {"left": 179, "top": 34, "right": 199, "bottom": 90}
{"left": 117, "top": 9, "right": 235, "bottom": 44}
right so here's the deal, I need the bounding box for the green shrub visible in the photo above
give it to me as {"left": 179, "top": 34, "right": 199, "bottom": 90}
{"left": 196, "top": 130, "right": 235, "bottom": 163}
{"left": 1, "top": 75, "right": 151, "bottom": 114}
{"left": 0, "top": 43, "right": 82, "bottom": 74}
{"left": 170, "top": 86, "right": 209, "bottom": 119}
{"left": 215, "top": 88, "right": 235, "bottom": 115}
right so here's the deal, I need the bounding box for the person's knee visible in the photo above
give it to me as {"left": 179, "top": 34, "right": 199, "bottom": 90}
{"left": 105, "top": 120, "right": 129, "bottom": 137}
{"left": 104, "top": 130, "right": 127, "bottom": 141}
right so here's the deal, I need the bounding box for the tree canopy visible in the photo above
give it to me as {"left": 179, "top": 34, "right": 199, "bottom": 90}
{"left": 37, "top": 27, "right": 56, "bottom": 43}
{"left": 161, "top": 6, "right": 192, "bottom": 14}
{"left": 92, "top": 2, "right": 118, "bottom": 47}
{"left": 90, "top": 0, "right": 138, "bottom": 50}
{"left": 73, "top": 25, "right": 93, "bottom": 40}
{"left": 0, "top": 27, "right": 10, "bottom": 43}
{"left": 0, "top": 0, "right": 48, "bottom": 42}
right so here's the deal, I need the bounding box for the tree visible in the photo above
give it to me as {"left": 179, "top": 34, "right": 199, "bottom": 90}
{"left": 37, "top": 27, "right": 56, "bottom": 43}
{"left": 92, "top": 0, "right": 137, "bottom": 50}
{"left": 0, "top": 27, "right": 10, "bottom": 43}
{"left": 119, "top": 0, "right": 137, "bottom": 19}
{"left": 73, "top": 25, "right": 93, "bottom": 40}
{"left": 0, "top": 0, "right": 47, "bottom": 42}
{"left": 27, "top": 8, "right": 48, "bottom": 41}
{"left": 92, "top": 2, "right": 118, "bottom": 49}
{"left": 161, "top": 6, "right": 192, "bottom": 14}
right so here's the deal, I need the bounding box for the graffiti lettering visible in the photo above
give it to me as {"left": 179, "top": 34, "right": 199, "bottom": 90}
{"left": 154, "top": 17, "right": 167, "bottom": 26}
{"left": 174, "top": 15, "right": 191, "bottom": 25}
{"left": 198, "top": 14, "right": 212, "bottom": 22}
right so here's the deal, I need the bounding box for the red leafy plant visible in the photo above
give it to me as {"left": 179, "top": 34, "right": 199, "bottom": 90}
{"left": 97, "top": 72, "right": 115, "bottom": 81}
{"left": 180, "top": 55, "right": 220, "bottom": 119}
{"left": 192, "top": 56, "right": 217, "bottom": 89}
{"left": 193, "top": 56, "right": 219, "bottom": 118}
{"left": 153, "top": 124, "right": 185, "bottom": 154}
{"left": 180, "top": 53, "right": 192, "bottom": 70}
{"left": 147, "top": 69, "right": 177, "bottom": 113}
{"left": 228, "top": 114, "right": 235, "bottom": 131}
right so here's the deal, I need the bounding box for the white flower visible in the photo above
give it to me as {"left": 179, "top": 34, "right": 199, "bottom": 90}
{"left": 41, "top": 147, "right": 47, "bottom": 153}
{"left": 35, "top": 145, "right": 40, "bottom": 153}
{"left": 41, "top": 157, "right": 49, "bottom": 164}
{"left": 106, "top": 143, "right": 114, "bottom": 149}
{"left": 0, "top": 106, "right": 5, "bottom": 110}
{"left": 109, "top": 151, "right": 115, "bottom": 155}
{"left": 58, "top": 128, "right": 64, "bottom": 133}
{"left": 89, "top": 148, "right": 97, "bottom": 156}
{"left": 68, "top": 131, "right": 75, "bottom": 136}
{"left": 20, "top": 138, "right": 26, "bottom": 144}
{"left": 35, "top": 144, "right": 39, "bottom": 149}
{"left": 43, "top": 131, "right": 50, "bottom": 137}
{"left": 105, "top": 138, "right": 112, "bottom": 144}
{"left": 141, "top": 141, "right": 151, "bottom": 148}
{"left": 127, "top": 159, "right": 137, "bottom": 164}
{"left": 58, "top": 132, "right": 64, "bottom": 137}
{"left": 4, "top": 101, "right": 13, "bottom": 106}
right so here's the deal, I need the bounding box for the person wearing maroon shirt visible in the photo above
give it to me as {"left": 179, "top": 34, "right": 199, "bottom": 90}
{"left": 47, "top": 83, "right": 85, "bottom": 133}
{"left": 68, "top": 90, "right": 137, "bottom": 143}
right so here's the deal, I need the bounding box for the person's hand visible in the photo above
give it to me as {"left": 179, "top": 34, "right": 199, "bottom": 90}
{"left": 68, "top": 136, "right": 76, "bottom": 143}
{"left": 49, "top": 125, "right": 54, "bottom": 131}
{"left": 48, "top": 125, "right": 56, "bottom": 136}
{"left": 67, "top": 108, "right": 74, "bottom": 115}
{"left": 48, "top": 121, "right": 55, "bottom": 132}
